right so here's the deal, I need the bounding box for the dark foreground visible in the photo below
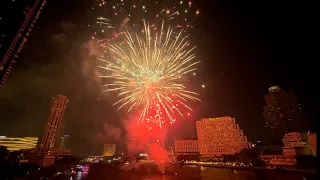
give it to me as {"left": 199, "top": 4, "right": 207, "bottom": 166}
{"left": 71, "top": 164, "right": 317, "bottom": 180}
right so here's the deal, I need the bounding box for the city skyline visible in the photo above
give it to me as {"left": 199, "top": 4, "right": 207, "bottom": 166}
{"left": 0, "top": 0, "right": 314, "bottom": 156}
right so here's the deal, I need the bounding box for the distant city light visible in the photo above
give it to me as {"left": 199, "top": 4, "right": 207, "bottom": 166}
{"left": 139, "top": 153, "right": 148, "bottom": 157}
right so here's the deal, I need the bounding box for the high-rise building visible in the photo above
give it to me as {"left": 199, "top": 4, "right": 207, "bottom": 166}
{"left": 0, "top": 136, "right": 38, "bottom": 151}
{"left": 196, "top": 116, "right": 251, "bottom": 160}
{"left": 174, "top": 138, "right": 199, "bottom": 156}
{"left": 38, "top": 95, "right": 68, "bottom": 150}
{"left": 263, "top": 86, "right": 307, "bottom": 145}
{"left": 102, "top": 144, "right": 116, "bottom": 157}
{"left": 0, "top": 0, "right": 46, "bottom": 87}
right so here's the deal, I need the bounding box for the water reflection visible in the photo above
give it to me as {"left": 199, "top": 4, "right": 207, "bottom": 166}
{"left": 76, "top": 164, "right": 315, "bottom": 180}
{"left": 200, "top": 167, "right": 257, "bottom": 180}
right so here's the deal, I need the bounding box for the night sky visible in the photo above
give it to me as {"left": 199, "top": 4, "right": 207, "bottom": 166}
{"left": 0, "top": 0, "right": 314, "bottom": 156}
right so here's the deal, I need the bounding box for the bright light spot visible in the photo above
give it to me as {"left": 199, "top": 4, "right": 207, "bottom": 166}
{"left": 196, "top": 10, "right": 200, "bottom": 15}
{"left": 193, "top": 72, "right": 196, "bottom": 75}
{"left": 166, "top": 10, "right": 170, "bottom": 14}
{"left": 201, "top": 84, "right": 205, "bottom": 88}
{"left": 142, "top": 5, "right": 145, "bottom": 9}
{"left": 187, "top": 113, "right": 191, "bottom": 116}
{"left": 180, "top": 1, "right": 183, "bottom": 4}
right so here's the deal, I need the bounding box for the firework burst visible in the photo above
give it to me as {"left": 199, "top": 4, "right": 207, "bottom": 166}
{"left": 98, "top": 20, "right": 200, "bottom": 128}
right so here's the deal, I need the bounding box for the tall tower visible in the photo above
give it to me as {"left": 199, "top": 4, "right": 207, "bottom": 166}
{"left": 0, "top": 0, "right": 46, "bottom": 87}
{"left": 263, "top": 86, "right": 307, "bottom": 145}
{"left": 39, "top": 95, "right": 68, "bottom": 150}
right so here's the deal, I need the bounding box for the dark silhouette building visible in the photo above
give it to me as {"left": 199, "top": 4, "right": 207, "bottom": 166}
{"left": 263, "top": 86, "right": 307, "bottom": 145}
{"left": 0, "top": 0, "right": 46, "bottom": 87}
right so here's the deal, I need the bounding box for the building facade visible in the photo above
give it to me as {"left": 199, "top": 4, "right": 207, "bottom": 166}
{"left": 0, "top": 0, "right": 46, "bottom": 87}
{"left": 38, "top": 95, "right": 68, "bottom": 151}
{"left": 263, "top": 86, "right": 308, "bottom": 145}
{"left": 282, "top": 132, "right": 313, "bottom": 156}
{"left": 196, "top": 116, "right": 251, "bottom": 159}
{"left": 102, "top": 144, "right": 116, "bottom": 157}
{"left": 282, "top": 132, "right": 308, "bottom": 147}
{"left": 0, "top": 136, "right": 38, "bottom": 151}
{"left": 308, "top": 133, "right": 316, "bottom": 156}
{"left": 174, "top": 138, "right": 199, "bottom": 156}
{"left": 260, "top": 155, "right": 297, "bottom": 167}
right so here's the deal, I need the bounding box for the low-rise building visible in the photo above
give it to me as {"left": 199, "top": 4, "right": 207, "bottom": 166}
{"left": 260, "top": 155, "right": 296, "bottom": 167}
{"left": 282, "top": 132, "right": 308, "bottom": 147}
{"left": 260, "top": 132, "right": 317, "bottom": 167}
{"left": 282, "top": 146, "right": 312, "bottom": 156}
{"left": 282, "top": 132, "right": 313, "bottom": 156}
{"left": 26, "top": 148, "right": 72, "bottom": 165}
{"left": 308, "top": 133, "right": 316, "bottom": 156}
{"left": 174, "top": 138, "right": 199, "bottom": 156}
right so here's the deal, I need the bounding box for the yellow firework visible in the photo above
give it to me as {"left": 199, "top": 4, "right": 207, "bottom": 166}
{"left": 98, "top": 21, "right": 200, "bottom": 127}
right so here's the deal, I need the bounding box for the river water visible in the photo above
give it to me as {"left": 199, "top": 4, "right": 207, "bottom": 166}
{"left": 74, "top": 164, "right": 316, "bottom": 180}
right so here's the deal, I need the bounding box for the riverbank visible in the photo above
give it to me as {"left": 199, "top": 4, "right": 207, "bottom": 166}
{"left": 184, "top": 163, "right": 316, "bottom": 174}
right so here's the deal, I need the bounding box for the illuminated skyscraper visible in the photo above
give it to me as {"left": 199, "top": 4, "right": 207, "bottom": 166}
{"left": 196, "top": 116, "right": 251, "bottom": 160}
{"left": 0, "top": 0, "right": 46, "bottom": 87}
{"left": 38, "top": 95, "right": 68, "bottom": 150}
{"left": 263, "top": 86, "right": 307, "bottom": 145}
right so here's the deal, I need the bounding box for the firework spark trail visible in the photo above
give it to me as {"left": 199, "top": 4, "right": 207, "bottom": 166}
{"left": 92, "top": 0, "right": 200, "bottom": 44}
{"left": 98, "top": 20, "right": 200, "bottom": 128}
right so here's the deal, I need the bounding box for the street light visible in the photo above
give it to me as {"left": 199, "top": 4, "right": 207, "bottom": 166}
{"left": 60, "top": 135, "right": 70, "bottom": 150}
